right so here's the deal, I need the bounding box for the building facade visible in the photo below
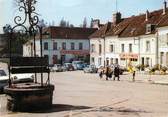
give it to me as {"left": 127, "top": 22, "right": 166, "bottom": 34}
{"left": 90, "top": 2, "right": 168, "bottom": 68}
{"left": 23, "top": 26, "right": 97, "bottom": 64}
{"left": 158, "top": 26, "right": 168, "bottom": 66}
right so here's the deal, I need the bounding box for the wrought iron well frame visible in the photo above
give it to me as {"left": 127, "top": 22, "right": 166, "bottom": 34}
{"left": 8, "top": 0, "right": 50, "bottom": 87}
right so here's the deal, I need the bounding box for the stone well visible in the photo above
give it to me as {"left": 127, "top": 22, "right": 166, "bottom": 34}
{"left": 4, "top": 83, "right": 54, "bottom": 111}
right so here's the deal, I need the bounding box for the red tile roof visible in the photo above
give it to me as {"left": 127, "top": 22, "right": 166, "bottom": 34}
{"left": 44, "top": 26, "right": 97, "bottom": 40}
{"left": 90, "top": 9, "right": 168, "bottom": 38}
{"left": 89, "top": 22, "right": 112, "bottom": 38}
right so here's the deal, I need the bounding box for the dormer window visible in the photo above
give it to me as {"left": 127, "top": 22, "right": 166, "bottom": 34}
{"left": 146, "top": 24, "right": 156, "bottom": 34}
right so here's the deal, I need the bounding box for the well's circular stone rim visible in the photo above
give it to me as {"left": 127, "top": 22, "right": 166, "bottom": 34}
{"left": 4, "top": 83, "right": 55, "bottom": 112}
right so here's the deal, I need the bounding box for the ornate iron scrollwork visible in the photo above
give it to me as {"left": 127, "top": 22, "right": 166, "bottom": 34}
{"left": 8, "top": 0, "right": 44, "bottom": 87}
{"left": 12, "top": 0, "right": 39, "bottom": 34}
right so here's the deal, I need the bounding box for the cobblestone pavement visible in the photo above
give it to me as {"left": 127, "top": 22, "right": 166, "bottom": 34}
{"left": 0, "top": 70, "right": 168, "bottom": 117}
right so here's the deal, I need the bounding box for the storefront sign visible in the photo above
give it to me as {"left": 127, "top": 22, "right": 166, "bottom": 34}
{"left": 120, "top": 53, "right": 138, "bottom": 59}
{"left": 61, "top": 50, "right": 89, "bottom": 55}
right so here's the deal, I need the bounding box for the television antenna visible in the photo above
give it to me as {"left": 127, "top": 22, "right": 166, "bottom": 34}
{"left": 116, "top": 0, "right": 118, "bottom": 12}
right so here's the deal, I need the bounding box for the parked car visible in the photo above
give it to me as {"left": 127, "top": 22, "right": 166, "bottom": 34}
{"left": 76, "top": 63, "right": 85, "bottom": 70}
{"left": 0, "top": 68, "right": 8, "bottom": 92}
{"left": 49, "top": 64, "right": 54, "bottom": 70}
{"left": 72, "top": 61, "right": 84, "bottom": 70}
{"left": 10, "top": 73, "right": 34, "bottom": 83}
{"left": 83, "top": 65, "right": 98, "bottom": 73}
{"left": 63, "top": 63, "right": 74, "bottom": 71}
{"left": 61, "top": 65, "right": 67, "bottom": 72}
{"left": 50, "top": 64, "right": 64, "bottom": 72}
{"left": 83, "top": 63, "right": 89, "bottom": 68}
{"left": 0, "top": 68, "right": 34, "bottom": 92}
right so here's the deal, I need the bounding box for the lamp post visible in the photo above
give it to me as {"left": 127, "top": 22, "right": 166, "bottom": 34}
{"left": 102, "top": 36, "right": 106, "bottom": 67}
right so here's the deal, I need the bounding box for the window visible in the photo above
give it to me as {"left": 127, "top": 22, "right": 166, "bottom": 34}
{"left": 79, "top": 43, "right": 83, "bottom": 50}
{"left": 115, "top": 58, "right": 118, "bottom": 64}
{"left": 91, "top": 44, "right": 95, "bottom": 52}
{"left": 53, "top": 42, "right": 57, "bottom": 50}
{"left": 146, "top": 41, "right": 150, "bottom": 52}
{"left": 98, "top": 58, "right": 102, "bottom": 66}
{"left": 91, "top": 57, "right": 95, "bottom": 64}
{"left": 110, "top": 45, "right": 114, "bottom": 52}
{"left": 129, "top": 44, "right": 132, "bottom": 53}
{"left": 71, "top": 43, "right": 75, "bottom": 50}
{"left": 146, "top": 57, "right": 150, "bottom": 66}
{"left": 99, "top": 44, "right": 102, "bottom": 54}
{"left": 44, "top": 42, "right": 48, "bottom": 50}
{"left": 120, "top": 58, "right": 125, "bottom": 61}
{"left": 121, "top": 44, "right": 124, "bottom": 52}
{"left": 61, "top": 55, "right": 66, "bottom": 62}
{"left": 110, "top": 58, "right": 113, "bottom": 65}
{"left": 160, "top": 52, "right": 164, "bottom": 65}
{"left": 62, "top": 42, "right": 66, "bottom": 50}
{"left": 146, "top": 24, "right": 152, "bottom": 34}
{"left": 141, "top": 57, "right": 145, "bottom": 65}
{"left": 146, "top": 24, "right": 155, "bottom": 34}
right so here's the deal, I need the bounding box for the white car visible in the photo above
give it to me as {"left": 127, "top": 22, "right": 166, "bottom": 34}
{"left": 50, "top": 64, "right": 64, "bottom": 72}
{"left": 10, "top": 73, "right": 34, "bottom": 83}
{"left": 0, "top": 68, "right": 34, "bottom": 92}
{"left": 83, "top": 65, "right": 98, "bottom": 73}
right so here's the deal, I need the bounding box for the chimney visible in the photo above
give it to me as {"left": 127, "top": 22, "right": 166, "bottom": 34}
{"left": 113, "top": 12, "right": 122, "bottom": 25}
{"left": 163, "top": 0, "right": 167, "bottom": 15}
{"left": 91, "top": 19, "right": 100, "bottom": 29}
{"left": 146, "top": 10, "right": 149, "bottom": 21}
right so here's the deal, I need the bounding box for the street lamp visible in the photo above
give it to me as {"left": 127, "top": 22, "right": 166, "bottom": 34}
{"left": 102, "top": 36, "right": 106, "bottom": 67}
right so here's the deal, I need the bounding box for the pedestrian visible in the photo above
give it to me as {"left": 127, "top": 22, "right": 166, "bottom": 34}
{"left": 105, "top": 66, "right": 110, "bottom": 80}
{"left": 99, "top": 70, "right": 103, "bottom": 79}
{"left": 132, "top": 70, "right": 135, "bottom": 82}
{"left": 108, "top": 67, "right": 113, "bottom": 79}
{"left": 113, "top": 65, "right": 120, "bottom": 81}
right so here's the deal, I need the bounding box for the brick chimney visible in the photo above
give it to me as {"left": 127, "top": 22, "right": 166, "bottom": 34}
{"left": 163, "top": 0, "right": 167, "bottom": 15}
{"left": 113, "top": 12, "right": 122, "bottom": 25}
{"left": 146, "top": 10, "right": 149, "bottom": 21}
{"left": 91, "top": 19, "right": 100, "bottom": 29}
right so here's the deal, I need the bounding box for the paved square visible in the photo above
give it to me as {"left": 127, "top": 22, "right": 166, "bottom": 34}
{"left": 1, "top": 71, "right": 168, "bottom": 117}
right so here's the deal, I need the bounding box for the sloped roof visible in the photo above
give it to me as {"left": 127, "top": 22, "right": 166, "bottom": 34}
{"left": 90, "top": 9, "right": 168, "bottom": 38}
{"left": 44, "top": 26, "right": 97, "bottom": 39}
{"left": 89, "top": 22, "right": 112, "bottom": 38}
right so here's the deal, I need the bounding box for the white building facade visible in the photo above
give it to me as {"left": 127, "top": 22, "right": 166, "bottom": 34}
{"left": 23, "top": 26, "right": 97, "bottom": 64}
{"left": 158, "top": 26, "right": 168, "bottom": 66}
{"left": 90, "top": 2, "right": 168, "bottom": 68}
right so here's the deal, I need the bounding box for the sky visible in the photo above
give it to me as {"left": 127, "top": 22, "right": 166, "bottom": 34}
{"left": 0, "top": 0, "right": 165, "bottom": 33}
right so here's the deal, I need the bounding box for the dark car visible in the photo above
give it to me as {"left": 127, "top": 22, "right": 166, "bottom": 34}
{"left": 76, "top": 63, "right": 85, "bottom": 70}
{"left": 0, "top": 69, "right": 8, "bottom": 92}
{"left": 63, "top": 63, "right": 74, "bottom": 71}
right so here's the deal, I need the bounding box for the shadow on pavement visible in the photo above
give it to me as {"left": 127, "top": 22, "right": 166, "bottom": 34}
{"left": 29, "top": 104, "right": 92, "bottom": 113}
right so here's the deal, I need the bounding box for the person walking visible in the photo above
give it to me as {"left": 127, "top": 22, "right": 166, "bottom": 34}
{"left": 132, "top": 70, "right": 135, "bottom": 82}
{"left": 105, "top": 66, "right": 109, "bottom": 80}
{"left": 99, "top": 70, "right": 103, "bottom": 79}
{"left": 114, "top": 65, "right": 120, "bottom": 81}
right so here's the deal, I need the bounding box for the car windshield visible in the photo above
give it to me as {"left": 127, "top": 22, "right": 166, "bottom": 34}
{"left": 0, "top": 70, "right": 7, "bottom": 76}
{"left": 55, "top": 64, "right": 61, "bottom": 67}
